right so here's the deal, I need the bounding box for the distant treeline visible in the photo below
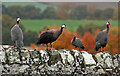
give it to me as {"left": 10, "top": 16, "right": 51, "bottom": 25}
{"left": 2, "top": 4, "right": 117, "bottom": 20}
{"left": 2, "top": 4, "right": 118, "bottom": 46}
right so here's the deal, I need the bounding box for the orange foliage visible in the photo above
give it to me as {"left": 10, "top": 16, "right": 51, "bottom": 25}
{"left": 30, "top": 43, "right": 36, "bottom": 49}
{"left": 37, "top": 45, "right": 46, "bottom": 51}
{"left": 55, "top": 3, "right": 73, "bottom": 19}
{"left": 82, "top": 32, "right": 95, "bottom": 52}
{"left": 105, "top": 32, "right": 119, "bottom": 54}
{"left": 35, "top": 26, "right": 119, "bottom": 55}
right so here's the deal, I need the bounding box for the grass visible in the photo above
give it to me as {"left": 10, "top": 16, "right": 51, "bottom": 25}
{"left": 21, "top": 19, "right": 118, "bottom": 33}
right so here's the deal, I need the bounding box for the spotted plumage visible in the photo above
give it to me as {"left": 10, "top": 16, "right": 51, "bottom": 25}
{"left": 36, "top": 24, "right": 66, "bottom": 48}
{"left": 11, "top": 17, "right": 24, "bottom": 48}
{"left": 95, "top": 21, "right": 110, "bottom": 51}
{"left": 71, "top": 35, "right": 85, "bottom": 49}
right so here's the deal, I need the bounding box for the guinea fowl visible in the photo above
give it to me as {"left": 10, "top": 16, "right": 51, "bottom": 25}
{"left": 71, "top": 35, "right": 85, "bottom": 50}
{"left": 36, "top": 24, "right": 66, "bottom": 49}
{"left": 95, "top": 21, "right": 111, "bottom": 51}
{"left": 11, "top": 17, "right": 24, "bottom": 48}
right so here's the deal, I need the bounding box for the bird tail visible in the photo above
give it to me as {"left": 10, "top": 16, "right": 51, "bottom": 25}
{"left": 95, "top": 42, "right": 101, "bottom": 51}
{"left": 95, "top": 47, "right": 99, "bottom": 51}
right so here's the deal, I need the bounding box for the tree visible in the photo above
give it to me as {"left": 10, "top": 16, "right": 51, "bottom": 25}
{"left": 113, "top": 7, "right": 118, "bottom": 20}
{"left": 6, "top": 5, "right": 41, "bottom": 19}
{"left": 2, "top": 5, "right": 8, "bottom": 15}
{"left": 23, "top": 5, "right": 41, "bottom": 19}
{"left": 76, "top": 22, "right": 104, "bottom": 36}
{"left": 87, "top": 5, "right": 97, "bottom": 19}
{"left": 7, "top": 6, "right": 24, "bottom": 18}
{"left": 72, "top": 5, "right": 88, "bottom": 19}
{"left": 42, "top": 6, "right": 56, "bottom": 19}
{"left": 101, "top": 8, "right": 114, "bottom": 19}
{"left": 87, "top": 5, "right": 97, "bottom": 14}
{"left": 55, "top": 3, "right": 74, "bottom": 19}
{"left": 24, "top": 31, "right": 38, "bottom": 46}
{"left": 94, "top": 9, "right": 103, "bottom": 19}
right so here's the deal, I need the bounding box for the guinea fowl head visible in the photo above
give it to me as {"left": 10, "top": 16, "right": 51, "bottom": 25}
{"left": 61, "top": 24, "right": 66, "bottom": 29}
{"left": 106, "top": 21, "right": 111, "bottom": 31}
{"left": 74, "top": 35, "right": 76, "bottom": 37}
{"left": 106, "top": 21, "right": 111, "bottom": 26}
{"left": 73, "top": 35, "right": 76, "bottom": 41}
{"left": 16, "top": 17, "right": 21, "bottom": 24}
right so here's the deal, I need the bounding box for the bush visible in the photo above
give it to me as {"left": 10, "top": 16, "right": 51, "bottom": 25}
{"left": 24, "top": 31, "right": 38, "bottom": 46}
{"left": 76, "top": 22, "right": 104, "bottom": 36}
{"left": 38, "top": 26, "right": 119, "bottom": 54}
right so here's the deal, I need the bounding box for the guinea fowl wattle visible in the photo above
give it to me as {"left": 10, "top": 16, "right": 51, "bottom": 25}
{"left": 95, "top": 21, "right": 111, "bottom": 51}
{"left": 36, "top": 24, "right": 66, "bottom": 49}
{"left": 71, "top": 35, "right": 85, "bottom": 50}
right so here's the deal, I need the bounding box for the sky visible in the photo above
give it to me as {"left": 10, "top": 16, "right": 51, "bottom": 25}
{"left": 1, "top": 0, "right": 120, "bottom": 2}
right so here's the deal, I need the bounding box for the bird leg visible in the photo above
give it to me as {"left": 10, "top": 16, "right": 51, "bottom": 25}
{"left": 34, "top": 44, "right": 41, "bottom": 51}
{"left": 46, "top": 44, "right": 49, "bottom": 51}
{"left": 11, "top": 41, "right": 16, "bottom": 48}
{"left": 46, "top": 44, "right": 48, "bottom": 48}
{"left": 50, "top": 43, "right": 53, "bottom": 48}
{"left": 74, "top": 46, "right": 77, "bottom": 49}
{"left": 101, "top": 47, "right": 102, "bottom": 52}
{"left": 13, "top": 41, "right": 16, "bottom": 47}
{"left": 50, "top": 43, "right": 54, "bottom": 50}
{"left": 103, "top": 48, "right": 104, "bottom": 51}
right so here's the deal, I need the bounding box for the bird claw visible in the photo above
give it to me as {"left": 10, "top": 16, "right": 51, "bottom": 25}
{"left": 34, "top": 49, "right": 39, "bottom": 51}
{"left": 46, "top": 48, "right": 50, "bottom": 51}
{"left": 46, "top": 47, "right": 55, "bottom": 51}
{"left": 11, "top": 46, "right": 15, "bottom": 48}
{"left": 50, "top": 47, "right": 55, "bottom": 50}
{"left": 34, "top": 49, "right": 36, "bottom": 51}
{"left": 11, "top": 46, "right": 18, "bottom": 49}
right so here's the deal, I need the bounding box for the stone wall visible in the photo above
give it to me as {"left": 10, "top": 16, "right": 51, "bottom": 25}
{"left": 0, "top": 45, "right": 120, "bottom": 75}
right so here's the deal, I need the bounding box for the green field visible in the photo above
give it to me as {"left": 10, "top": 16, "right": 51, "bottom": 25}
{"left": 21, "top": 19, "right": 118, "bottom": 32}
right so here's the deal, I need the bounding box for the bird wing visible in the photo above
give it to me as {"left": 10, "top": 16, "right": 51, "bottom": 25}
{"left": 40, "top": 29, "right": 60, "bottom": 39}
{"left": 11, "top": 26, "right": 18, "bottom": 42}
{"left": 96, "top": 31, "right": 103, "bottom": 42}
{"left": 17, "top": 27, "right": 23, "bottom": 41}
{"left": 38, "top": 31, "right": 54, "bottom": 42}
{"left": 11, "top": 25, "right": 23, "bottom": 41}
{"left": 72, "top": 38, "right": 84, "bottom": 48}
{"left": 96, "top": 31, "right": 108, "bottom": 42}
{"left": 76, "top": 38, "right": 84, "bottom": 47}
